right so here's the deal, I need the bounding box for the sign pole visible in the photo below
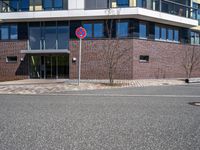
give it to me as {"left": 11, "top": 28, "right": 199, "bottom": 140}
{"left": 78, "top": 38, "right": 82, "bottom": 86}
{"left": 75, "top": 27, "right": 86, "bottom": 86}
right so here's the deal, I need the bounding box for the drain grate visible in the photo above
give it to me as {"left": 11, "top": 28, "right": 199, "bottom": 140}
{"left": 188, "top": 102, "right": 200, "bottom": 107}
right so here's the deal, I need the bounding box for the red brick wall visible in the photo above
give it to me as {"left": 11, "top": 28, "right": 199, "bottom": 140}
{"left": 0, "top": 40, "right": 28, "bottom": 81}
{"left": 0, "top": 39, "right": 200, "bottom": 81}
{"left": 69, "top": 39, "right": 200, "bottom": 79}
{"left": 69, "top": 39, "right": 133, "bottom": 79}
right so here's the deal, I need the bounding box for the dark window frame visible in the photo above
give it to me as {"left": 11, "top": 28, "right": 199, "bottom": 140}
{"left": 139, "top": 55, "right": 149, "bottom": 63}
{"left": 6, "top": 56, "right": 18, "bottom": 63}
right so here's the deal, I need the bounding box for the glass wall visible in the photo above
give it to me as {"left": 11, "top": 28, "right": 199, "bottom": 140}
{"left": 29, "top": 21, "right": 69, "bottom": 50}
{"left": 44, "top": 22, "right": 57, "bottom": 49}
{"left": 29, "top": 22, "right": 41, "bottom": 50}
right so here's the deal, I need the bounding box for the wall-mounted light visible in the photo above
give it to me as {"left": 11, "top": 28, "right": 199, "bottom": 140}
{"left": 20, "top": 58, "right": 24, "bottom": 62}
{"left": 72, "top": 57, "right": 77, "bottom": 63}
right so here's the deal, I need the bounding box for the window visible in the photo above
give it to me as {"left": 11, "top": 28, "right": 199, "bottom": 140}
{"left": 116, "top": 0, "right": 129, "bottom": 7}
{"left": 155, "top": 24, "right": 179, "bottom": 42}
{"left": 174, "top": 29, "right": 179, "bottom": 42}
{"left": 29, "top": 22, "right": 41, "bottom": 50}
{"left": 155, "top": 25, "right": 160, "bottom": 39}
{"left": 6, "top": 56, "right": 17, "bottom": 63}
{"left": 44, "top": 22, "right": 57, "bottom": 49}
{"left": 57, "top": 22, "right": 69, "bottom": 49}
{"left": 83, "top": 22, "right": 104, "bottom": 38}
{"left": 10, "top": 25, "right": 18, "bottom": 40}
{"left": 116, "top": 21, "right": 129, "bottom": 37}
{"left": 1, "top": 25, "right": 9, "bottom": 40}
{"left": 83, "top": 23, "right": 93, "bottom": 38}
{"left": 137, "top": 0, "right": 146, "bottom": 8}
{"left": 85, "top": 0, "right": 108, "bottom": 9}
{"left": 161, "top": 27, "right": 166, "bottom": 40}
{"left": 54, "top": 0, "right": 63, "bottom": 9}
{"left": 0, "top": 24, "right": 18, "bottom": 40}
{"left": 167, "top": 28, "right": 173, "bottom": 41}
{"left": 20, "top": 0, "right": 29, "bottom": 11}
{"left": 139, "top": 23, "right": 147, "bottom": 38}
{"left": 94, "top": 23, "right": 104, "bottom": 38}
{"left": 43, "top": 0, "right": 52, "bottom": 10}
{"left": 139, "top": 55, "right": 149, "bottom": 63}
{"left": 191, "top": 31, "right": 200, "bottom": 45}
{"left": 43, "top": 0, "right": 63, "bottom": 10}
{"left": 10, "top": 0, "right": 19, "bottom": 12}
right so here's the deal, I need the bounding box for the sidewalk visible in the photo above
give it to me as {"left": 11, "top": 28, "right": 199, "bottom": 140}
{"left": 0, "top": 79, "right": 185, "bottom": 95}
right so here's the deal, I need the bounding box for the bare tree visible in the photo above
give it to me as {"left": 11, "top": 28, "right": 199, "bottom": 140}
{"left": 182, "top": 45, "right": 200, "bottom": 79}
{"left": 101, "top": 18, "right": 132, "bottom": 85}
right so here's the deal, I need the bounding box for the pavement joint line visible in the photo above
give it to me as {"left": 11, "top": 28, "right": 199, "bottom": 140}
{"left": 47, "top": 94, "right": 200, "bottom": 98}
{"left": 1, "top": 93, "right": 200, "bottom": 98}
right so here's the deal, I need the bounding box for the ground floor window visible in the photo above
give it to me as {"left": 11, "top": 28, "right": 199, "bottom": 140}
{"left": 29, "top": 55, "right": 69, "bottom": 79}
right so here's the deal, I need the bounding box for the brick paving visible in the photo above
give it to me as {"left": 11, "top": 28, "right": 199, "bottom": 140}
{"left": 0, "top": 79, "right": 185, "bottom": 95}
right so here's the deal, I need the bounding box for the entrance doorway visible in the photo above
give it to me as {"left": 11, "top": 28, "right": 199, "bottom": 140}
{"left": 29, "top": 55, "right": 69, "bottom": 79}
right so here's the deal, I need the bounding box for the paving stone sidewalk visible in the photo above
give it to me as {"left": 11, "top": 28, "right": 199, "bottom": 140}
{"left": 0, "top": 79, "right": 185, "bottom": 95}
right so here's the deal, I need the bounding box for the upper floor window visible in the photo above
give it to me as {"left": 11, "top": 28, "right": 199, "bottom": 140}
{"left": 139, "top": 22, "right": 147, "bottom": 39}
{"left": 83, "top": 22, "right": 104, "bottom": 38}
{"left": 137, "top": 0, "right": 146, "bottom": 8}
{"left": 193, "top": 2, "right": 200, "bottom": 24}
{"left": 116, "top": 0, "right": 129, "bottom": 7}
{"left": 43, "top": 0, "right": 63, "bottom": 10}
{"left": 0, "top": 24, "right": 18, "bottom": 40}
{"left": 116, "top": 21, "right": 129, "bottom": 37}
{"left": 85, "top": 0, "right": 108, "bottom": 9}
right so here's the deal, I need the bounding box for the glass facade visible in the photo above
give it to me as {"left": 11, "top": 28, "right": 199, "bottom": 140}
{"left": 0, "top": 20, "right": 196, "bottom": 46}
{"left": 29, "top": 21, "right": 69, "bottom": 50}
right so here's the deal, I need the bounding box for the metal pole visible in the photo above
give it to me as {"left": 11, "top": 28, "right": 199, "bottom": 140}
{"left": 78, "top": 38, "right": 82, "bottom": 85}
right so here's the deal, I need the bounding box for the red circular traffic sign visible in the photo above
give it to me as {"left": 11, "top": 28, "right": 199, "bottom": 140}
{"left": 75, "top": 27, "right": 87, "bottom": 39}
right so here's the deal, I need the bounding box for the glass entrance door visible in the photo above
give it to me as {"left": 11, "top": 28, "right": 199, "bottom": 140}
{"left": 29, "top": 55, "right": 69, "bottom": 79}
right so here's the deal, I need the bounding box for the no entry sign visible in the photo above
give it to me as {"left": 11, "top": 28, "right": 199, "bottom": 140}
{"left": 75, "top": 27, "right": 87, "bottom": 39}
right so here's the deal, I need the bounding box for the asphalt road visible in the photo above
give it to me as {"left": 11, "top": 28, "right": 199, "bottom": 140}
{"left": 0, "top": 84, "right": 200, "bottom": 150}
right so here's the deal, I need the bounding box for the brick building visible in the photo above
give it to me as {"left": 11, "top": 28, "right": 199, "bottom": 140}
{"left": 0, "top": 0, "right": 200, "bottom": 81}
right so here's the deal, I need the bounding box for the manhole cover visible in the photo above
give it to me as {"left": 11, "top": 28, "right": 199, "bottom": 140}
{"left": 188, "top": 102, "right": 200, "bottom": 106}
